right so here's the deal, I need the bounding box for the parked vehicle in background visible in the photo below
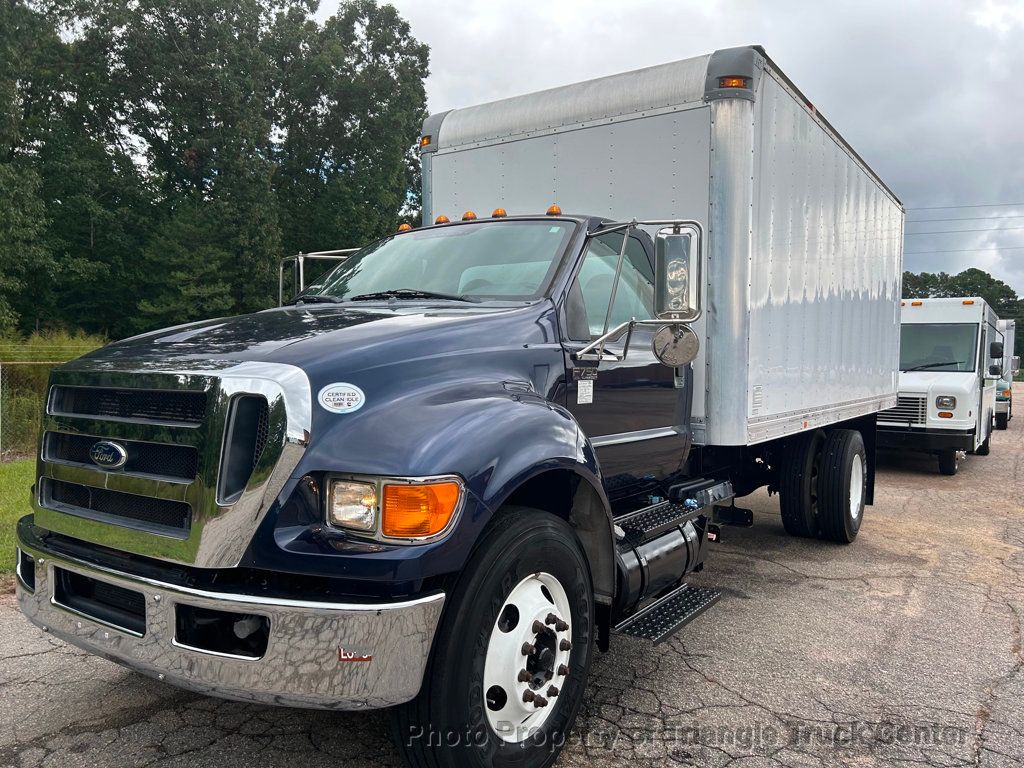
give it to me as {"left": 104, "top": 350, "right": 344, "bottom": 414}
{"left": 17, "top": 46, "right": 902, "bottom": 768}
{"left": 878, "top": 298, "right": 1002, "bottom": 474}
{"left": 995, "top": 318, "right": 1017, "bottom": 430}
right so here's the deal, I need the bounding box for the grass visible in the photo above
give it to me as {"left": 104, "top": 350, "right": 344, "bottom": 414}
{"left": 0, "top": 459, "right": 33, "bottom": 573}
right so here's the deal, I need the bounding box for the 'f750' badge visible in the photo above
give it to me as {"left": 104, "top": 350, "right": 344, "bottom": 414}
{"left": 337, "top": 646, "right": 373, "bottom": 662}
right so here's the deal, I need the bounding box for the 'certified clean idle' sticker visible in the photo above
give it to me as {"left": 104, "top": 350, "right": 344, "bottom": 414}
{"left": 318, "top": 383, "right": 366, "bottom": 414}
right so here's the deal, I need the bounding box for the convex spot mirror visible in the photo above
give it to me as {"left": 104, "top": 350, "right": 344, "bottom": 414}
{"left": 989, "top": 364, "right": 1003, "bottom": 377}
{"left": 652, "top": 324, "right": 700, "bottom": 367}
{"left": 990, "top": 341, "right": 1004, "bottom": 359}
{"left": 654, "top": 223, "right": 702, "bottom": 322}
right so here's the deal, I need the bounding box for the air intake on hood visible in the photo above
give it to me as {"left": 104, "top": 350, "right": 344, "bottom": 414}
{"left": 217, "top": 395, "right": 270, "bottom": 504}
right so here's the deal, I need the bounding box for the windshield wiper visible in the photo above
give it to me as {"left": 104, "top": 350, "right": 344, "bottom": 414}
{"left": 290, "top": 294, "right": 342, "bottom": 305}
{"left": 347, "top": 288, "right": 481, "bottom": 303}
{"left": 905, "top": 361, "right": 964, "bottom": 372}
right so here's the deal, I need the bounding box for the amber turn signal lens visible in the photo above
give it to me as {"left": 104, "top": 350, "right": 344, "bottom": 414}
{"left": 938, "top": 411, "right": 954, "bottom": 419}
{"left": 435, "top": 215, "right": 450, "bottom": 224}
{"left": 962, "top": 299, "right": 975, "bottom": 305}
{"left": 492, "top": 207, "right": 507, "bottom": 218}
{"left": 462, "top": 211, "right": 477, "bottom": 220}
{"left": 911, "top": 300, "right": 923, "bottom": 306}
{"left": 546, "top": 204, "right": 561, "bottom": 216}
{"left": 382, "top": 481, "right": 461, "bottom": 538}
{"left": 397, "top": 223, "right": 413, "bottom": 232}
{"left": 718, "top": 76, "right": 749, "bottom": 89}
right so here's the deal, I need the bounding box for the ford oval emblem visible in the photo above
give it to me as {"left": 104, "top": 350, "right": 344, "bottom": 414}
{"left": 89, "top": 440, "right": 128, "bottom": 470}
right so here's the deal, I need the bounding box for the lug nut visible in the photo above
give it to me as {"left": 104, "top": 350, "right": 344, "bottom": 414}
{"left": 521, "top": 642, "right": 535, "bottom": 656}
{"left": 532, "top": 620, "right": 546, "bottom": 634}
{"left": 547, "top": 685, "right": 560, "bottom": 697}
{"left": 517, "top": 669, "right": 532, "bottom": 683}
{"left": 558, "top": 664, "right": 569, "bottom": 676}
{"left": 555, "top": 619, "right": 569, "bottom": 632}
{"left": 545, "top": 613, "right": 560, "bottom": 626}
{"left": 533, "top": 695, "right": 549, "bottom": 708}
{"left": 522, "top": 689, "right": 536, "bottom": 703}
{"left": 559, "top": 639, "right": 572, "bottom": 651}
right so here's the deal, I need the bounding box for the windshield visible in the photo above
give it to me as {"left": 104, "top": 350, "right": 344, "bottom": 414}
{"left": 900, "top": 323, "right": 979, "bottom": 372}
{"left": 298, "top": 220, "right": 576, "bottom": 302}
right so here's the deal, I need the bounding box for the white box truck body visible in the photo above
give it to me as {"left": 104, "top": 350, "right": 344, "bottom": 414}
{"left": 421, "top": 45, "right": 903, "bottom": 449}
{"left": 878, "top": 297, "right": 1000, "bottom": 473}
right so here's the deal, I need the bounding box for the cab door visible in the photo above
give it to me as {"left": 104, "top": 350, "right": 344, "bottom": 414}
{"left": 560, "top": 230, "right": 690, "bottom": 487}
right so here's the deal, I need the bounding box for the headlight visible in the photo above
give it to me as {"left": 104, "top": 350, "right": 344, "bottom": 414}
{"left": 935, "top": 395, "right": 957, "bottom": 409}
{"left": 327, "top": 480, "right": 378, "bottom": 531}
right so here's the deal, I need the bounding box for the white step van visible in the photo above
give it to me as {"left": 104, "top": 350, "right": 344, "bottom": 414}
{"left": 995, "top": 318, "right": 1017, "bottom": 430}
{"left": 878, "top": 297, "right": 1001, "bottom": 474}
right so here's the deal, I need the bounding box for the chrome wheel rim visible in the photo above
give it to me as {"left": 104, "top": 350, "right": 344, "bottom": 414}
{"left": 850, "top": 453, "right": 864, "bottom": 521}
{"left": 483, "top": 572, "right": 572, "bottom": 743}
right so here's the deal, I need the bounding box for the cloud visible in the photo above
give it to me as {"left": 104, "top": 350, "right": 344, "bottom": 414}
{"left": 322, "top": 0, "right": 1024, "bottom": 292}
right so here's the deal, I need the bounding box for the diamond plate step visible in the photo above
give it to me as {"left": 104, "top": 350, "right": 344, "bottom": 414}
{"left": 613, "top": 584, "right": 721, "bottom": 645}
{"left": 615, "top": 501, "right": 699, "bottom": 548}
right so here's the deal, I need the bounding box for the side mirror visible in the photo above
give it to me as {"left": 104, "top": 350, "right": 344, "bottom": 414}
{"left": 654, "top": 224, "right": 702, "bottom": 322}
{"left": 1013, "top": 355, "right": 1021, "bottom": 375}
{"left": 990, "top": 341, "right": 1004, "bottom": 359}
{"left": 989, "top": 364, "right": 1003, "bottom": 377}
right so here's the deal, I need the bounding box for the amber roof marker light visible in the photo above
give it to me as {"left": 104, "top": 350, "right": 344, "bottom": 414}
{"left": 491, "top": 208, "right": 508, "bottom": 218}
{"left": 434, "top": 215, "right": 450, "bottom": 224}
{"left": 546, "top": 204, "right": 562, "bottom": 216}
{"left": 420, "top": 135, "right": 431, "bottom": 148}
{"left": 462, "top": 211, "right": 477, "bottom": 221}
{"left": 397, "top": 223, "right": 413, "bottom": 232}
{"left": 718, "top": 76, "right": 749, "bottom": 89}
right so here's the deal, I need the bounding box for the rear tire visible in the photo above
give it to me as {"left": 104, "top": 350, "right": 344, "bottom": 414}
{"left": 390, "top": 507, "right": 594, "bottom": 768}
{"left": 779, "top": 430, "right": 825, "bottom": 538}
{"left": 938, "top": 450, "right": 959, "bottom": 476}
{"left": 996, "top": 412, "right": 1008, "bottom": 430}
{"left": 817, "top": 430, "right": 866, "bottom": 543}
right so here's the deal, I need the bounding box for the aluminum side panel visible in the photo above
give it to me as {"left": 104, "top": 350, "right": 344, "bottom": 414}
{"left": 743, "top": 72, "right": 903, "bottom": 443}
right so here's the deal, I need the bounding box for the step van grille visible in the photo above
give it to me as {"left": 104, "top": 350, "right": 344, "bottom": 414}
{"left": 878, "top": 395, "right": 927, "bottom": 425}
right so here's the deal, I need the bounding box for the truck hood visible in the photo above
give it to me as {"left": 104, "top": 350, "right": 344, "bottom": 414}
{"left": 71, "top": 302, "right": 550, "bottom": 374}
{"left": 897, "top": 370, "right": 976, "bottom": 397}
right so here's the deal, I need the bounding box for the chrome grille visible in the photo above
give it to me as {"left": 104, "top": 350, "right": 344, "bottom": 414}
{"left": 49, "top": 385, "right": 207, "bottom": 425}
{"left": 879, "top": 395, "right": 927, "bottom": 425}
{"left": 43, "top": 431, "right": 198, "bottom": 481}
{"left": 43, "top": 478, "right": 192, "bottom": 536}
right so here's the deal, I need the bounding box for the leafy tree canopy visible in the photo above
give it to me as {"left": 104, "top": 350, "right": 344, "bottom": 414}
{"left": 0, "top": 0, "right": 428, "bottom": 338}
{"left": 903, "top": 268, "right": 1023, "bottom": 324}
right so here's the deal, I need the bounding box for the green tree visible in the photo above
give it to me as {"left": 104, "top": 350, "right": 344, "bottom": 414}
{"left": 902, "top": 268, "right": 1024, "bottom": 324}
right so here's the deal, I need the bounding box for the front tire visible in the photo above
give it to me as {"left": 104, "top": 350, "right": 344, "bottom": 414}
{"left": 817, "top": 430, "right": 867, "bottom": 543}
{"left": 938, "top": 450, "right": 959, "bottom": 476}
{"left": 975, "top": 435, "right": 991, "bottom": 456}
{"left": 391, "top": 508, "right": 594, "bottom": 768}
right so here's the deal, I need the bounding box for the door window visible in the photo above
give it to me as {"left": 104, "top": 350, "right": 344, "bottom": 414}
{"left": 568, "top": 233, "right": 654, "bottom": 340}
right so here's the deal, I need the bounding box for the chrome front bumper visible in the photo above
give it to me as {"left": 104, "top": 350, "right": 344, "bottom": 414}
{"left": 16, "top": 522, "right": 444, "bottom": 710}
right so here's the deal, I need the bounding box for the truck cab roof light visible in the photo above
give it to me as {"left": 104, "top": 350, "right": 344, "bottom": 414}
{"left": 420, "top": 135, "right": 431, "bottom": 147}
{"left": 491, "top": 208, "right": 507, "bottom": 218}
{"left": 462, "top": 211, "right": 477, "bottom": 221}
{"left": 962, "top": 299, "right": 975, "bottom": 305}
{"left": 546, "top": 204, "right": 562, "bottom": 216}
{"left": 397, "top": 223, "right": 413, "bottom": 232}
{"left": 434, "top": 215, "right": 450, "bottom": 224}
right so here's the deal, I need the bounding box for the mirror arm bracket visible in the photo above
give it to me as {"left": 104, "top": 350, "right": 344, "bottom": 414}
{"left": 575, "top": 319, "right": 667, "bottom": 362}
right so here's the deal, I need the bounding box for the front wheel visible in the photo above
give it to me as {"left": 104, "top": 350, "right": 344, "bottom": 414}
{"left": 938, "top": 450, "right": 959, "bottom": 475}
{"left": 391, "top": 508, "right": 594, "bottom": 768}
{"left": 817, "top": 430, "right": 867, "bottom": 543}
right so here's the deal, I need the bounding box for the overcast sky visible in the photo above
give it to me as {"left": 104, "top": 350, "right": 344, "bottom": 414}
{"left": 323, "top": 0, "right": 1024, "bottom": 292}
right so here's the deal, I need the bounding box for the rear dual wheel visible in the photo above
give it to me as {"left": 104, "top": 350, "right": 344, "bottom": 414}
{"left": 779, "top": 429, "right": 866, "bottom": 543}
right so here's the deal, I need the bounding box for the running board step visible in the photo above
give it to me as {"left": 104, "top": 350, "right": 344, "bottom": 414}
{"left": 614, "top": 480, "right": 734, "bottom": 547}
{"left": 613, "top": 584, "right": 721, "bottom": 645}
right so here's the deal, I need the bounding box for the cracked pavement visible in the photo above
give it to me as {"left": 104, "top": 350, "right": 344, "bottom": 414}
{"left": 2, "top": 393, "right": 1023, "bottom": 767}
